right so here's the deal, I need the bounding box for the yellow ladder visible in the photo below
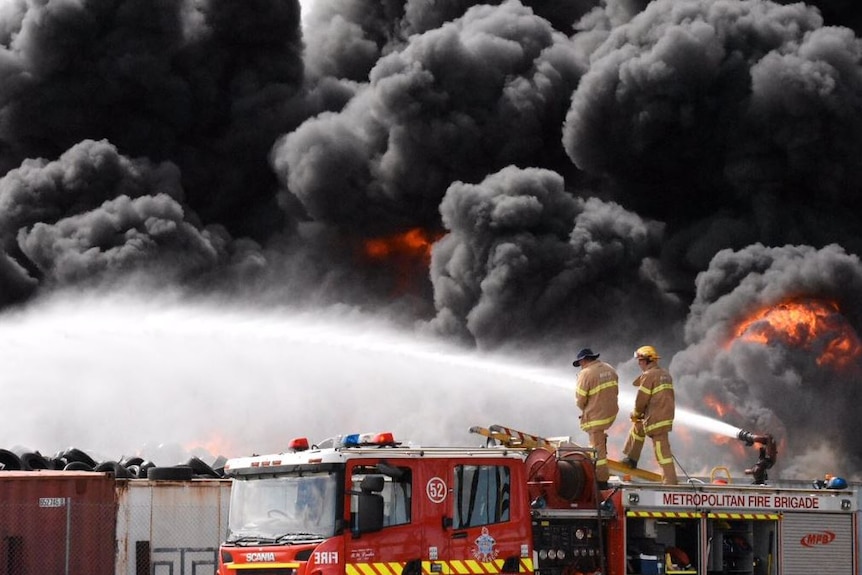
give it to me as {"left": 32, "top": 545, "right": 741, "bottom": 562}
{"left": 469, "top": 424, "right": 557, "bottom": 449}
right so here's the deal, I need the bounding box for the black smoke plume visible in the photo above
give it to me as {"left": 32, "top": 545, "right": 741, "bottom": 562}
{"left": 0, "top": 0, "right": 862, "bottom": 478}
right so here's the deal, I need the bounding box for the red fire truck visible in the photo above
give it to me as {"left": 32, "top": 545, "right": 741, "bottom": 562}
{"left": 217, "top": 425, "right": 859, "bottom": 575}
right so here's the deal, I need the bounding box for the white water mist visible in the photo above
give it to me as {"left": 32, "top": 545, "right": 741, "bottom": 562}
{"left": 0, "top": 292, "right": 740, "bottom": 469}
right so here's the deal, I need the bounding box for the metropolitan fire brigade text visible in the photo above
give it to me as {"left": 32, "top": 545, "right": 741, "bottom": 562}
{"left": 662, "top": 492, "right": 820, "bottom": 509}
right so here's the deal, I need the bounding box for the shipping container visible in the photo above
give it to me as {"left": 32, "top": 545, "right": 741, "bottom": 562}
{"left": 0, "top": 470, "right": 232, "bottom": 575}
{"left": 115, "top": 478, "right": 231, "bottom": 575}
{"left": 0, "top": 471, "right": 117, "bottom": 575}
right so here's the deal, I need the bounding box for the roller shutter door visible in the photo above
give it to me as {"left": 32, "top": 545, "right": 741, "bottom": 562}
{"left": 781, "top": 513, "right": 853, "bottom": 575}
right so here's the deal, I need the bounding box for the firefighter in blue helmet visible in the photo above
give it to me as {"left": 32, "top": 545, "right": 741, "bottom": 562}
{"left": 573, "top": 348, "right": 619, "bottom": 489}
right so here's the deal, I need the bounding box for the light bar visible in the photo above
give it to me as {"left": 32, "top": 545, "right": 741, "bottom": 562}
{"left": 342, "top": 432, "right": 396, "bottom": 447}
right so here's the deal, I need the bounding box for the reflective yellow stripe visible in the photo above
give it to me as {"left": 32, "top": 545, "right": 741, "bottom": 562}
{"left": 655, "top": 441, "right": 673, "bottom": 465}
{"left": 347, "top": 558, "right": 535, "bottom": 575}
{"left": 582, "top": 415, "right": 616, "bottom": 429}
{"left": 586, "top": 381, "right": 618, "bottom": 395}
{"left": 644, "top": 420, "right": 673, "bottom": 434}
{"left": 450, "top": 561, "right": 472, "bottom": 574}
{"left": 375, "top": 563, "right": 400, "bottom": 575}
{"left": 359, "top": 563, "right": 381, "bottom": 575}
{"left": 643, "top": 383, "right": 673, "bottom": 395}
{"left": 627, "top": 511, "right": 701, "bottom": 518}
{"left": 709, "top": 512, "right": 780, "bottom": 520}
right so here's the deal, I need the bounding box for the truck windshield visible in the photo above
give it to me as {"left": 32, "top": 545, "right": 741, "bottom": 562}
{"left": 226, "top": 473, "right": 338, "bottom": 542}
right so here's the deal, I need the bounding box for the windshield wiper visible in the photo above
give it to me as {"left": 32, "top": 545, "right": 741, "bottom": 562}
{"left": 275, "top": 532, "right": 326, "bottom": 543}
{"left": 227, "top": 535, "right": 278, "bottom": 546}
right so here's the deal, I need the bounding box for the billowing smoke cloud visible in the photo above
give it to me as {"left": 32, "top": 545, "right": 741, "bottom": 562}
{"left": 0, "top": 0, "right": 862, "bottom": 479}
{"left": 564, "top": 0, "right": 862, "bottom": 281}
{"left": 672, "top": 244, "right": 862, "bottom": 477}
{"left": 427, "top": 165, "right": 681, "bottom": 351}
{"left": 275, "top": 0, "right": 586, "bottom": 236}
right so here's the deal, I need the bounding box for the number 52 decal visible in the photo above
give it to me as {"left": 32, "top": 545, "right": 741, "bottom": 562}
{"left": 426, "top": 477, "right": 447, "bottom": 503}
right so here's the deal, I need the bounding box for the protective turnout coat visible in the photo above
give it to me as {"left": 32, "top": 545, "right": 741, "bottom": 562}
{"left": 632, "top": 364, "right": 674, "bottom": 436}
{"left": 576, "top": 360, "right": 619, "bottom": 432}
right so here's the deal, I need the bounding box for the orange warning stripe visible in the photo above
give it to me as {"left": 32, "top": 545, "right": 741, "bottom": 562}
{"left": 347, "top": 559, "right": 534, "bottom": 575}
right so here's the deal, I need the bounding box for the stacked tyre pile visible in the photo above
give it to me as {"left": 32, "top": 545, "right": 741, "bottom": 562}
{"left": 0, "top": 447, "right": 225, "bottom": 479}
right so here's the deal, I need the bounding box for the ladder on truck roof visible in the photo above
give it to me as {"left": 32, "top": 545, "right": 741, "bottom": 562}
{"left": 469, "top": 424, "right": 562, "bottom": 449}
{"left": 470, "top": 424, "right": 663, "bottom": 482}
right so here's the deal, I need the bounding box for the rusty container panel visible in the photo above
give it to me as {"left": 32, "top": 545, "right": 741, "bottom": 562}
{"left": 115, "top": 478, "right": 232, "bottom": 575}
{"left": 0, "top": 471, "right": 117, "bottom": 575}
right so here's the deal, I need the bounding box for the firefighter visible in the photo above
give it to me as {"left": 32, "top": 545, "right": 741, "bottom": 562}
{"left": 621, "top": 345, "right": 678, "bottom": 485}
{"left": 573, "top": 347, "right": 619, "bottom": 489}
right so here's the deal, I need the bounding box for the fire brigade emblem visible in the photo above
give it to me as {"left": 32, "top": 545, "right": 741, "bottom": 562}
{"left": 472, "top": 527, "right": 498, "bottom": 562}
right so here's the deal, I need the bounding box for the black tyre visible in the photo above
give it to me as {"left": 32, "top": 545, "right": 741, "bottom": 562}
{"left": 185, "top": 456, "right": 219, "bottom": 478}
{"left": 147, "top": 466, "right": 194, "bottom": 481}
{"left": 18, "top": 452, "right": 50, "bottom": 470}
{"left": 0, "top": 449, "right": 22, "bottom": 471}
{"left": 62, "top": 448, "right": 97, "bottom": 468}
{"left": 63, "top": 461, "right": 93, "bottom": 471}
{"left": 120, "top": 456, "right": 144, "bottom": 467}
{"left": 94, "top": 461, "right": 133, "bottom": 479}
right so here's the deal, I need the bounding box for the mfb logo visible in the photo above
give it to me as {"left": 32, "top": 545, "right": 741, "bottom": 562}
{"left": 800, "top": 530, "right": 836, "bottom": 547}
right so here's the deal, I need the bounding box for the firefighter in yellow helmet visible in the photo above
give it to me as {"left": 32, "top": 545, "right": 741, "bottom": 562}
{"left": 573, "top": 348, "right": 619, "bottom": 489}
{"left": 621, "top": 345, "right": 678, "bottom": 485}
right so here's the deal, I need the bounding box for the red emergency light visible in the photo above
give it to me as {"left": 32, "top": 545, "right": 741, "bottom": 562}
{"left": 288, "top": 437, "right": 310, "bottom": 452}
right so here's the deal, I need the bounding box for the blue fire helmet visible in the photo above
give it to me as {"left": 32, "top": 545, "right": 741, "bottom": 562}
{"left": 573, "top": 348, "right": 600, "bottom": 367}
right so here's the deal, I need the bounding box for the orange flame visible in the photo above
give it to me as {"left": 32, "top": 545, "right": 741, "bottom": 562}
{"left": 363, "top": 228, "right": 440, "bottom": 264}
{"left": 184, "top": 432, "right": 238, "bottom": 458}
{"left": 703, "top": 394, "right": 735, "bottom": 418}
{"left": 732, "top": 299, "right": 862, "bottom": 369}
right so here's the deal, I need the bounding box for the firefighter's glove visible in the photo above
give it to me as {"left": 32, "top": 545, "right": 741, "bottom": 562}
{"left": 630, "top": 411, "right": 643, "bottom": 422}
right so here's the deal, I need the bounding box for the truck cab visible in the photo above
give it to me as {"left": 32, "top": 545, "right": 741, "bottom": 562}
{"left": 217, "top": 433, "right": 537, "bottom": 575}
{"left": 219, "top": 427, "right": 859, "bottom": 575}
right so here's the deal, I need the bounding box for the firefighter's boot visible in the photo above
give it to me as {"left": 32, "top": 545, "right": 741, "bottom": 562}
{"left": 621, "top": 456, "right": 638, "bottom": 469}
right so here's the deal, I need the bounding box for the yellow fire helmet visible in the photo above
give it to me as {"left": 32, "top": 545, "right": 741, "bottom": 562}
{"left": 634, "top": 345, "right": 660, "bottom": 362}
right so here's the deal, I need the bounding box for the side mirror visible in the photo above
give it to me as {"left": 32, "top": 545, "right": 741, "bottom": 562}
{"left": 355, "top": 492, "right": 384, "bottom": 535}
